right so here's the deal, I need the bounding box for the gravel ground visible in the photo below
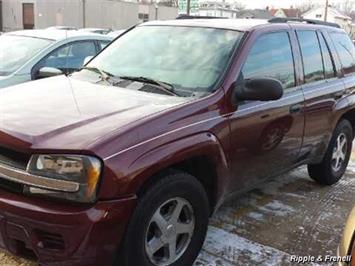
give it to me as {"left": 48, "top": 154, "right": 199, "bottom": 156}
{"left": 0, "top": 148, "right": 354, "bottom": 266}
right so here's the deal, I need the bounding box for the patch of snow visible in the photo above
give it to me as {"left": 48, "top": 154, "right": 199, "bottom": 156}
{"left": 247, "top": 211, "right": 264, "bottom": 221}
{"left": 257, "top": 200, "right": 295, "bottom": 217}
{"left": 196, "top": 226, "right": 290, "bottom": 265}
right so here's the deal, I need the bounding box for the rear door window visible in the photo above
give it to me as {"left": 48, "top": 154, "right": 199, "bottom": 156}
{"left": 241, "top": 31, "right": 295, "bottom": 89}
{"left": 330, "top": 32, "right": 355, "bottom": 75}
{"left": 297, "top": 30, "right": 324, "bottom": 84}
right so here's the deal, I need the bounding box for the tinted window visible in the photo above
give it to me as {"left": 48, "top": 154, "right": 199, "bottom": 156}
{"left": 41, "top": 41, "right": 97, "bottom": 74}
{"left": 318, "top": 33, "right": 336, "bottom": 79}
{"left": 242, "top": 32, "right": 295, "bottom": 89}
{"left": 330, "top": 32, "right": 355, "bottom": 75}
{"left": 297, "top": 31, "right": 324, "bottom": 83}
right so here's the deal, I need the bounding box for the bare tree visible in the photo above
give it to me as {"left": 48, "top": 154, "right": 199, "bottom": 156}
{"left": 333, "top": 0, "right": 355, "bottom": 16}
{"left": 295, "top": 0, "right": 316, "bottom": 14}
{"left": 232, "top": 1, "right": 245, "bottom": 10}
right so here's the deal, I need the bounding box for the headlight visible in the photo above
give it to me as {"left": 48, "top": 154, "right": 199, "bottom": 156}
{"left": 25, "top": 154, "right": 102, "bottom": 203}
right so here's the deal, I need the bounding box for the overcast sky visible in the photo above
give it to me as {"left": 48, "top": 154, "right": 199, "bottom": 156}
{"left": 237, "top": 0, "right": 347, "bottom": 9}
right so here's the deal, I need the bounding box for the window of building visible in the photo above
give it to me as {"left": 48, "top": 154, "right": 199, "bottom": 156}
{"left": 138, "top": 13, "right": 149, "bottom": 22}
{"left": 241, "top": 31, "right": 295, "bottom": 89}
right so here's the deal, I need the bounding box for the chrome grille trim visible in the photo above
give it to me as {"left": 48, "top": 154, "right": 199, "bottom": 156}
{"left": 0, "top": 163, "right": 79, "bottom": 193}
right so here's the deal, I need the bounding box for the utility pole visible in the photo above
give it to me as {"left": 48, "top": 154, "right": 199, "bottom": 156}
{"left": 82, "top": 0, "right": 86, "bottom": 28}
{"left": 186, "top": 0, "right": 191, "bottom": 15}
{"left": 324, "top": 0, "right": 329, "bottom": 22}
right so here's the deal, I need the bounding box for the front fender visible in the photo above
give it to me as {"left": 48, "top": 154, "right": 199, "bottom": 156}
{"left": 129, "top": 132, "right": 229, "bottom": 203}
{"left": 99, "top": 132, "right": 230, "bottom": 205}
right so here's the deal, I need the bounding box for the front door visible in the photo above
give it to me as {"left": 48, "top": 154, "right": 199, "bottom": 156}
{"left": 227, "top": 30, "right": 305, "bottom": 192}
{"left": 23, "top": 3, "right": 34, "bottom": 29}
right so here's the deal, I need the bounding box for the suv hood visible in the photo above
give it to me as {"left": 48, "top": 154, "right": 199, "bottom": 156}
{"left": 0, "top": 76, "right": 188, "bottom": 151}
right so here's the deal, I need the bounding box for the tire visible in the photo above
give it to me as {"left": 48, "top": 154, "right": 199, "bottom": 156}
{"left": 118, "top": 171, "right": 209, "bottom": 266}
{"left": 308, "top": 119, "right": 353, "bottom": 185}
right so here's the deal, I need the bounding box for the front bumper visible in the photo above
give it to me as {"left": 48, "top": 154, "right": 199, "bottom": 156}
{"left": 0, "top": 189, "right": 136, "bottom": 265}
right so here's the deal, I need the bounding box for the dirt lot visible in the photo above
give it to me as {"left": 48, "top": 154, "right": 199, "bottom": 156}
{"left": 1, "top": 149, "right": 354, "bottom": 266}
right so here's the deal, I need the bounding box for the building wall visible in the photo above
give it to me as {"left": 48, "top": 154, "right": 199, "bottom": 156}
{"left": 35, "top": 0, "right": 84, "bottom": 29}
{"left": 1, "top": 0, "right": 29, "bottom": 31}
{"left": 1, "top": 0, "right": 177, "bottom": 32}
{"left": 85, "top": 0, "right": 138, "bottom": 29}
{"left": 198, "top": 9, "right": 236, "bottom": 18}
{"left": 273, "top": 9, "right": 286, "bottom": 18}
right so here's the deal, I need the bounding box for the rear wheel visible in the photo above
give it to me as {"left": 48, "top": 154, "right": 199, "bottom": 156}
{"left": 119, "top": 171, "right": 209, "bottom": 266}
{"left": 308, "top": 119, "right": 353, "bottom": 185}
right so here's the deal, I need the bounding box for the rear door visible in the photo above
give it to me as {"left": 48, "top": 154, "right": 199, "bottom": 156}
{"left": 328, "top": 31, "right": 355, "bottom": 110}
{"left": 227, "top": 29, "right": 305, "bottom": 192}
{"left": 296, "top": 29, "right": 345, "bottom": 162}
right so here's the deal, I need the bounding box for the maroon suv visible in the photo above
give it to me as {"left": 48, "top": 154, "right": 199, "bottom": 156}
{"left": 0, "top": 18, "right": 354, "bottom": 266}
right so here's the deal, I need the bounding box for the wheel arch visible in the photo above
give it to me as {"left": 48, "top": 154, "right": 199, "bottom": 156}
{"left": 127, "top": 132, "right": 230, "bottom": 213}
{"left": 340, "top": 108, "right": 355, "bottom": 138}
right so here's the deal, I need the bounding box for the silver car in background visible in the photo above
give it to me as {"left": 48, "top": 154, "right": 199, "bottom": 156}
{"left": 0, "top": 30, "right": 112, "bottom": 88}
{"left": 79, "top": 28, "right": 112, "bottom": 35}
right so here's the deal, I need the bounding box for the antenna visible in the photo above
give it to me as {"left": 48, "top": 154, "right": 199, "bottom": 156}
{"left": 65, "top": 29, "right": 69, "bottom": 75}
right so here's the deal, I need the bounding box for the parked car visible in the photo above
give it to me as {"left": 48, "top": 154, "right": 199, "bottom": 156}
{"left": 0, "top": 18, "right": 354, "bottom": 266}
{"left": 46, "top": 26, "right": 78, "bottom": 31}
{"left": 0, "top": 30, "right": 112, "bottom": 88}
{"left": 79, "top": 28, "right": 112, "bottom": 35}
{"left": 107, "top": 29, "right": 126, "bottom": 38}
{"left": 338, "top": 207, "right": 355, "bottom": 266}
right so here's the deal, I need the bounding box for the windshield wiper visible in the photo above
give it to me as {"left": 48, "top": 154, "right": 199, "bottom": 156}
{"left": 82, "top": 66, "right": 115, "bottom": 84}
{"left": 119, "top": 76, "right": 180, "bottom": 96}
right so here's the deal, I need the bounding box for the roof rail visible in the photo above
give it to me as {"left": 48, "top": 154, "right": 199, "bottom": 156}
{"left": 176, "top": 15, "right": 228, "bottom": 20}
{"left": 268, "top": 17, "right": 340, "bottom": 28}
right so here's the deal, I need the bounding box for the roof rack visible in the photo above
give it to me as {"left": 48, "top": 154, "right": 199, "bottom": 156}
{"left": 176, "top": 15, "right": 228, "bottom": 20}
{"left": 268, "top": 17, "right": 340, "bottom": 28}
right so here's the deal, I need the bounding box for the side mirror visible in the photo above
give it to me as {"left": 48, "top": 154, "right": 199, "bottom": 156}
{"left": 235, "top": 78, "right": 283, "bottom": 101}
{"left": 37, "top": 67, "right": 63, "bottom": 79}
{"left": 83, "top": 56, "right": 94, "bottom": 66}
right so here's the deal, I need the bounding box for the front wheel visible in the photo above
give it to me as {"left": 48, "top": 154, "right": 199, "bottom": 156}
{"left": 308, "top": 119, "right": 353, "bottom": 185}
{"left": 119, "top": 171, "right": 209, "bottom": 266}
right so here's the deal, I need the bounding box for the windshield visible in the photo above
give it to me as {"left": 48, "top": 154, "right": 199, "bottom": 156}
{"left": 87, "top": 26, "right": 243, "bottom": 93}
{"left": 0, "top": 35, "right": 53, "bottom": 76}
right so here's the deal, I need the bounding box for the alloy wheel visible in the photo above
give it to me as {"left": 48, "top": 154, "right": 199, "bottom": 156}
{"left": 331, "top": 133, "right": 348, "bottom": 172}
{"left": 145, "top": 197, "right": 195, "bottom": 266}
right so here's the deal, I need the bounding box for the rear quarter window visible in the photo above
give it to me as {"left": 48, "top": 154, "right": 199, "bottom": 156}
{"left": 330, "top": 32, "right": 355, "bottom": 75}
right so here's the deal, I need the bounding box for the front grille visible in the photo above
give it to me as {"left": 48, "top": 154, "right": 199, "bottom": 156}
{"left": 0, "top": 146, "right": 30, "bottom": 194}
{"left": 0, "top": 146, "right": 30, "bottom": 170}
{"left": 36, "top": 230, "right": 65, "bottom": 250}
{"left": 0, "top": 178, "right": 23, "bottom": 194}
